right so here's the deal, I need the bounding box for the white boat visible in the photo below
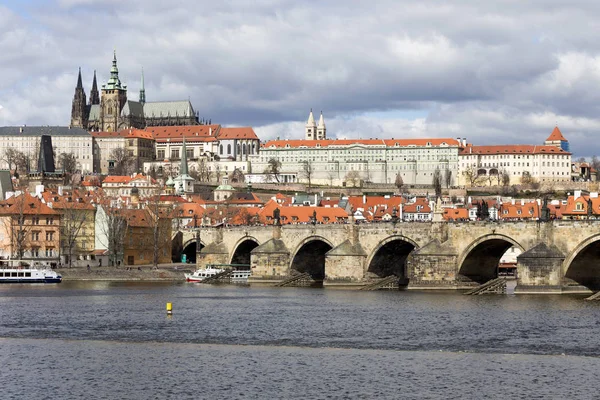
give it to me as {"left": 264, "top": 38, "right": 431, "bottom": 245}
{"left": 185, "top": 267, "right": 251, "bottom": 283}
{"left": 0, "top": 267, "right": 62, "bottom": 283}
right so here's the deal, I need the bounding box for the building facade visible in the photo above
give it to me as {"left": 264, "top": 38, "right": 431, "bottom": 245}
{"left": 0, "top": 126, "right": 93, "bottom": 174}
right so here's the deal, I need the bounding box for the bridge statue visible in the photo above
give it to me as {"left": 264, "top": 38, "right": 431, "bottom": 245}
{"left": 273, "top": 208, "right": 281, "bottom": 226}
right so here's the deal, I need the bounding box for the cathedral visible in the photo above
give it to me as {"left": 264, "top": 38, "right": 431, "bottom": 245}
{"left": 71, "top": 52, "right": 200, "bottom": 131}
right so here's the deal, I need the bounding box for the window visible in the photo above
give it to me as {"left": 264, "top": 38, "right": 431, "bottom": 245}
{"left": 157, "top": 150, "right": 165, "bottom": 159}
{"left": 171, "top": 149, "right": 180, "bottom": 159}
{"left": 32, "top": 217, "right": 40, "bottom": 225}
{"left": 220, "top": 145, "right": 223, "bottom": 155}
{"left": 32, "top": 248, "right": 39, "bottom": 257}
{"left": 186, "top": 149, "right": 193, "bottom": 159}
{"left": 46, "top": 217, "right": 54, "bottom": 225}
{"left": 32, "top": 232, "right": 40, "bottom": 241}
{"left": 46, "top": 232, "right": 54, "bottom": 241}
{"left": 227, "top": 144, "right": 232, "bottom": 154}
{"left": 46, "top": 248, "right": 53, "bottom": 257}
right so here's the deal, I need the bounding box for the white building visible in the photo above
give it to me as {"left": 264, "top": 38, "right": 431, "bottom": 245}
{"left": 249, "top": 137, "right": 462, "bottom": 186}
{"left": 458, "top": 127, "right": 572, "bottom": 186}
{"left": 0, "top": 126, "right": 93, "bottom": 173}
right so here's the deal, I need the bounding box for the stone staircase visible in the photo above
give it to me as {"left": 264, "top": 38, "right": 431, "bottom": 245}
{"left": 200, "top": 269, "right": 234, "bottom": 284}
{"left": 273, "top": 272, "right": 314, "bottom": 287}
{"left": 359, "top": 275, "right": 399, "bottom": 291}
{"left": 464, "top": 277, "right": 507, "bottom": 295}
{"left": 584, "top": 291, "right": 600, "bottom": 301}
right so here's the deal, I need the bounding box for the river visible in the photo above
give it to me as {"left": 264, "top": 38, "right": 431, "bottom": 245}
{"left": 1, "top": 282, "right": 599, "bottom": 399}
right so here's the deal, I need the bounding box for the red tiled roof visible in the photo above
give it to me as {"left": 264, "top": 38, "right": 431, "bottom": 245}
{"left": 460, "top": 144, "right": 570, "bottom": 155}
{"left": 402, "top": 197, "right": 431, "bottom": 214}
{"left": 147, "top": 125, "right": 221, "bottom": 140}
{"left": 262, "top": 138, "right": 460, "bottom": 149}
{"left": 443, "top": 208, "right": 469, "bottom": 220}
{"left": 499, "top": 201, "right": 540, "bottom": 219}
{"left": 217, "top": 127, "right": 259, "bottom": 140}
{"left": 0, "top": 193, "right": 60, "bottom": 215}
{"left": 546, "top": 126, "right": 568, "bottom": 142}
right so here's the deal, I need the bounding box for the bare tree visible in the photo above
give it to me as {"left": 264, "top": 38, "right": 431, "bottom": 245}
{"left": 463, "top": 165, "right": 485, "bottom": 187}
{"left": 2, "top": 147, "right": 21, "bottom": 172}
{"left": 264, "top": 158, "right": 282, "bottom": 183}
{"left": 444, "top": 169, "right": 452, "bottom": 188}
{"left": 432, "top": 168, "right": 442, "bottom": 198}
{"left": 58, "top": 196, "right": 91, "bottom": 267}
{"left": 344, "top": 171, "right": 362, "bottom": 187}
{"left": 395, "top": 173, "right": 404, "bottom": 192}
{"left": 97, "top": 205, "right": 128, "bottom": 267}
{"left": 143, "top": 188, "right": 174, "bottom": 268}
{"left": 109, "top": 147, "right": 134, "bottom": 176}
{"left": 195, "top": 158, "right": 211, "bottom": 182}
{"left": 300, "top": 160, "right": 314, "bottom": 191}
{"left": 58, "top": 152, "right": 78, "bottom": 185}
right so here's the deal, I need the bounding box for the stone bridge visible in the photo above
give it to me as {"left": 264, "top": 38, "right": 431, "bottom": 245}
{"left": 174, "top": 220, "right": 600, "bottom": 293}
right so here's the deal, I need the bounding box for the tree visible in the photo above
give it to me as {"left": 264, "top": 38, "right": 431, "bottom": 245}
{"left": 195, "top": 158, "right": 211, "bottom": 182}
{"left": 109, "top": 147, "right": 134, "bottom": 176}
{"left": 300, "top": 160, "right": 314, "bottom": 191}
{"left": 463, "top": 165, "right": 485, "bottom": 187}
{"left": 344, "top": 171, "right": 362, "bottom": 187}
{"left": 444, "top": 169, "right": 452, "bottom": 188}
{"left": 394, "top": 173, "right": 404, "bottom": 192}
{"left": 59, "top": 195, "right": 90, "bottom": 267}
{"left": 501, "top": 170, "right": 510, "bottom": 187}
{"left": 432, "top": 168, "right": 442, "bottom": 198}
{"left": 58, "top": 152, "right": 78, "bottom": 184}
{"left": 264, "top": 158, "right": 282, "bottom": 183}
{"left": 2, "top": 147, "right": 21, "bottom": 172}
{"left": 145, "top": 191, "right": 174, "bottom": 268}
{"left": 97, "top": 205, "right": 128, "bottom": 267}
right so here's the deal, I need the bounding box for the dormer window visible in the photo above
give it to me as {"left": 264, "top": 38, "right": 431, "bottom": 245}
{"left": 576, "top": 202, "right": 584, "bottom": 211}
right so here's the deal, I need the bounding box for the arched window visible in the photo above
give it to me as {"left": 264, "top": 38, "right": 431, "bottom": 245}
{"left": 227, "top": 144, "right": 231, "bottom": 154}
{"left": 242, "top": 144, "right": 246, "bottom": 155}
{"left": 252, "top": 143, "right": 256, "bottom": 154}
{"left": 220, "top": 145, "right": 223, "bottom": 155}
{"left": 237, "top": 144, "right": 241, "bottom": 154}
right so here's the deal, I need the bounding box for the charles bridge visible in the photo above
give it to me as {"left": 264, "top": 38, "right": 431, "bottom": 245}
{"left": 174, "top": 220, "right": 600, "bottom": 294}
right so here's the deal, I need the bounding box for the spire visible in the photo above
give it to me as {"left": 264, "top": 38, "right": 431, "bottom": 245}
{"left": 139, "top": 67, "right": 146, "bottom": 104}
{"left": 76, "top": 67, "right": 83, "bottom": 89}
{"left": 180, "top": 138, "right": 189, "bottom": 176}
{"left": 89, "top": 70, "right": 100, "bottom": 105}
{"left": 318, "top": 111, "right": 325, "bottom": 129}
{"left": 306, "top": 108, "right": 316, "bottom": 127}
{"left": 105, "top": 50, "right": 123, "bottom": 90}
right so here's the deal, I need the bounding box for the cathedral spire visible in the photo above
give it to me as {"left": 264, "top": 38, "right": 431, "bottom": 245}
{"left": 316, "top": 110, "right": 326, "bottom": 140}
{"left": 76, "top": 67, "right": 83, "bottom": 89}
{"left": 89, "top": 70, "right": 100, "bottom": 105}
{"left": 139, "top": 68, "right": 146, "bottom": 104}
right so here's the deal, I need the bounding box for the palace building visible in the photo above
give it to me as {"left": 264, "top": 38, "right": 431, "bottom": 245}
{"left": 71, "top": 52, "right": 200, "bottom": 132}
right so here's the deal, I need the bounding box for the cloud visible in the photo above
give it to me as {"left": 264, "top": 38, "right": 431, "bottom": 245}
{"left": 2, "top": 1, "right": 600, "bottom": 155}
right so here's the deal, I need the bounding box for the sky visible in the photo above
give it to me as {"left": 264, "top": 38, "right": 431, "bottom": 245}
{"left": 2, "top": 0, "right": 600, "bottom": 156}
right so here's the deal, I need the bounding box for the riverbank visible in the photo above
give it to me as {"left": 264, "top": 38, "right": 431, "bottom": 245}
{"left": 56, "top": 265, "right": 193, "bottom": 281}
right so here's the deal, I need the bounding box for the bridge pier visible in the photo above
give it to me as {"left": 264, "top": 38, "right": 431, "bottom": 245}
{"left": 323, "top": 240, "right": 367, "bottom": 287}
{"left": 407, "top": 240, "right": 465, "bottom": 289}
{"left": 515, "top": 243, "right": 565, "bottom": 294}
{"left": 249, "top": 225, "right": 291, "bottom": 283}
{"left": 197, "top": 226, "right": 229, "bottom": 267}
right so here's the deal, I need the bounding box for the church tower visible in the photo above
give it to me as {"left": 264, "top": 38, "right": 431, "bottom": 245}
{"left": 70, "top": 68, "right": 88, "bottom": 128}
{"left": 100, "top": 51, "right": 128, "bottom": 132}
{"left": 316, "top": 111, "right": 326, "bottom": 140}
{"left": 305, "top": 109, "right": 317, "bottom": 140}
{"left": 89, "top": 70, "right": 100, "bottom": 105}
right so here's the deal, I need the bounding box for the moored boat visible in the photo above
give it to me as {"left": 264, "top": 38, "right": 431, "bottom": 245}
{"left": 0, "top": 267, "right": 62, "bottom": 283}
{"left": 185, "top": 267, "right": 251, "bottom": 283}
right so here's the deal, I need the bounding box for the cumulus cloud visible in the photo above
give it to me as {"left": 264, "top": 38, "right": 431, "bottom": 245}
{"left": 2, "top": 1, "right": 600, "bottom": 155}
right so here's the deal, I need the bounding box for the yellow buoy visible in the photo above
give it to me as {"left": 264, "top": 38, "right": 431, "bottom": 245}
{"left": 166, "top": 302, "right": 173, "bottom": 315}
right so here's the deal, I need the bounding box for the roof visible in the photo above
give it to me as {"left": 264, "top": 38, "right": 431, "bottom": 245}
{"left": 121, "top": 101, "right": 145, "bottom": 118}
{"left": 403, "top": 197, "right": 432, "bottom": 214}
{"left": 0, "top": 126, "right": 90, "bottom": 136}
{"left": 262, "top": 138, "right": 461, "bottom": 149}
{"left": 147, "top": 125, "right": 220, "bottom": 141}
{"left": 142, "top": 100, "right": 195, "bottom": 118}
{"left": 88, "top": 104, "right": 100, "bottom": 121}
{"left": 121, "top": 209, "right": 153, "bottom": 228}
{"left": 0, "top": 193, "right": 60, "bottom": 216}
{"left": 461, "top": 144, "right": 571, "bottom": 155}
{"left": 260, "top": 205, "right": 348, "bottom": 224}
{"left": 217, "top": 127, "right": 259, "bottom": 140}
{"left": 443, "top": 208, "right": 469, "bottom": 220}
{"left": 499, "top": 201, "right": 540, "bottom": 219}
{"left": 546, "top": 126, "right": 568, "bottom": 142}
{"left": 91, "top": 128, "right": 154, "bottom": 140}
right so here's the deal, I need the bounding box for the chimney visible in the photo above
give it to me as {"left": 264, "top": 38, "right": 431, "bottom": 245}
{"left": 363, "top": 194, "right": 366, "bottom": 204}
{"left": 58, "top": 186, "right": 63, "bottom": 196}
{"left": 462, "top": 138, "right": 467, "bottom": 147}
{"left": 521, "top": 199, "right": 524, "bottom": 206}
{"left": 511, "top": 199, "right": 515, "bottom": 205}
{"left": 209, "top": 127, "right": 212, "bottom": 136}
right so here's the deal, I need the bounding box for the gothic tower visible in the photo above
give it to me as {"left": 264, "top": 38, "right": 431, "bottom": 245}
{"left": 89, "top": 70, "right": 100, "bottom": 105}
{"left": 305, "top": 109, "right": 317, "bottom": 140}
{"left": 70, "top": 68, "right": 88, "bottom": 128}
{"left": 316, "top": 111, "right": 326, "bottom": 140}
{"left": 100, "top": 51, "right": 128, "bottom": 132}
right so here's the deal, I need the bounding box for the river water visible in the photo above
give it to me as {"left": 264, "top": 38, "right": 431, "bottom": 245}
{"left": 1, "top": 282, "right": 599, "bottom": 399}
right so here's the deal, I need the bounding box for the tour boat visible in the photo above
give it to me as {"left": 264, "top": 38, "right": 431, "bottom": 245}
{"left": 185, "top": 267, "right": 251, "bottom": 283}
{"left": 0, "top": 267, "right": 62, "bottom": 283}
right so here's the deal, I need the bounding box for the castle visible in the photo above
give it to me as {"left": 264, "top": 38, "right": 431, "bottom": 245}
{"left": 70, "top": 52, "right": 200, "bottom": 131}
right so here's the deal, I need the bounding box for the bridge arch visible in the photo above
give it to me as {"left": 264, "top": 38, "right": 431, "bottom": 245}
{"left": 563, "top": 234, "right": 600, "bottom": 290}
{"left": 229, "top": 237, "right": 260, "bottom": 269}
{"left": 289, "top": 236, "right": 334, "bottom": 281}
{"left": 458, "top": 234, "right": 524, "bottom": 284}
{"left": 181, "top": 237, "right": 206, "bottom": 264}
{"left": 366, "top": 235, "right": 419, "bottom": 279}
